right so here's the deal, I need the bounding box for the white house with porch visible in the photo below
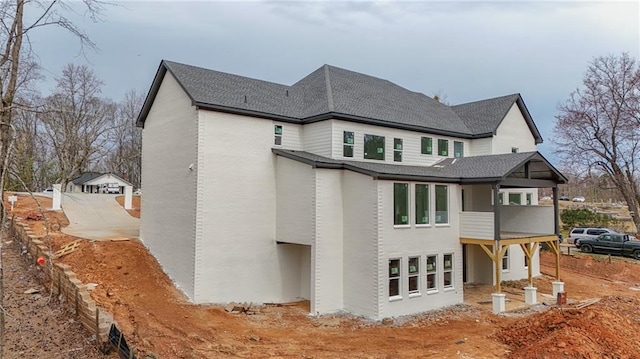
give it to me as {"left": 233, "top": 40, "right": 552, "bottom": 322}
{"left": 66, "top": 172, "right": 132, "bottom": 194}
{"left": 136, "top": 60, "right": 567, "bottom": 319}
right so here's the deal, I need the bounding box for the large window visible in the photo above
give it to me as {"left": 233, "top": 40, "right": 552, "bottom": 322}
{"left": 274, "top": 125, "right": 283, "bottom": 145}
{"left": 343, "top": 131, "right": 354, "bottom": 157}
{"left": 435, "top": 185, "right": 448, "bottom": 224}
{"left": 454, "top": 141, "right": 464, "bottom": 158}
{"left": 389, "top": 259, "right": 401, "bottom": 298}
{"left": 443, "top": 254, "right": 453, "bottom": 289}
{"left": 421, "top": 137, "right": 433, "bottom": 155}
{"left": 364, "top": 134, "right": 385, "bottom": 160}
{"left": 426, "top": 255, "right": 437, "bottom": 291}
{"left": 415, "top": 184, "right": 429, "bottom": 225}
{"left": 438, "top": 139, "right": 448, "bottom": 156}
{"left": 394, "top": 183, "right": 409, "bottom": 225}
{"left": 408, "top": 257, "right": 420, "bottom": 294}
{"left": 394, "top": 138, "right": 403, "bottom": 162}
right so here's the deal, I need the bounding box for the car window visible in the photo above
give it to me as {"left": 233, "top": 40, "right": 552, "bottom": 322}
{"left": 612, "top": 235, "right": 622, "bottom": 243}
{"left": 587, "top": 229, "right": 606, "bottom": 235}
{"left": 600, "top": 235, "right": 611, "bottom": 241}
{"left": 571, "top": 229, "right": 584, "bottom": 234}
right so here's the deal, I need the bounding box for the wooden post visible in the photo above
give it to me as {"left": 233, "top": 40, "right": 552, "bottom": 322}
{"left": 75, "top": 288, "right": 79, "bottom": 316}
{"left": 95, "top": 308, "right": 100, "bottom": 347}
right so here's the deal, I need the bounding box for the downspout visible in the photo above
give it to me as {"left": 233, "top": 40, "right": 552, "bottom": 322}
{"left": 492, "top": 184, "right": 501, "bottom": 293}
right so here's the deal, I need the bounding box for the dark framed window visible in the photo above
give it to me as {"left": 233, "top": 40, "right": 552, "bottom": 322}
{"left": 415, "top": 184, "right": 429, "bottom": 225}
{"left": 394, "top": 138, "right": 403, "bottom": 162}
{"left": 343, "top": 131, "right": 354, "bottom": 157}
{"left": 435, "top": 185, "right": 448, "bottom": 224}
{"left": 408, "top": 257, "right": 420, "bottom": 294}
{"left": 426, "top": 255, "right": 437, "bottom": 291}
{"left": 438, "top": 139, "right": 448, "bottom": 156}
{"left": 389, "top": 259, "right": 401, "bottom": 297}
{"left": 421, "top": 137, "right": 433, "bottom": 155}
{"left": 274, "top": 125, "right": 283, "bottom": 145}
{"left": 394, "top": 183, "right": 409, "bottom": 225}
{"left": 444, "top": 254, "right": 453, "bottom": 288}
{"left": 454, "top": 141, "right": 464, "bottom": 158}
{"left": 364, "top": 134, "right": 385, "bottom": 160}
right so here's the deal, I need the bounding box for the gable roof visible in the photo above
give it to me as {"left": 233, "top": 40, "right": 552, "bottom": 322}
{"left": 272, "top": 149, "right": 567, "bottom": 185}
{"left": 70, "top": 172, "right": 132, "bottom": 186}
{"left": 137, "top": 60, "right": 542, "bottom": 142}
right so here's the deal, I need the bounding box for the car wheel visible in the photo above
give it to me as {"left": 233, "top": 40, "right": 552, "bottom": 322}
{"left": 581, "top": 244, "right": 592, "bottom": 253}
{"left": 633, "top": 250, "right": 640, "bottom": 260}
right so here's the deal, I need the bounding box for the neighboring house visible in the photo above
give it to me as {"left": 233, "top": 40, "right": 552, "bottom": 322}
{"left": 136, "top": 60, "right": 567, "bottom": 319}
{"left": 67, "top": 172, "right": 132, "bottom": 194}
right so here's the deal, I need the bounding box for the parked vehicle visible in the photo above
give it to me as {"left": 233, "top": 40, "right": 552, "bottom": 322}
{"left": 42, "top": 188, "right": 53, "bottom": 193}
{"left": 579, "top": 233, "right": 640, "bottom": 260}
{"left": 569, "top": 227, "right": 614, "bottom": 245}
{"left": 559, "top": 196, "right": 570, "bottom": 201}
{"left": 539, "top": 196, "right": 552, "bottom": 201}
{"left": 572, "top": 196, "right": 586, "bottom": 202}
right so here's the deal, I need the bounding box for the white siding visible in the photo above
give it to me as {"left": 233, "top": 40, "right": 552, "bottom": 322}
{"left": 140, "top": 72, "right": 198, "bottom": 299}
{"left": 332, "top": 120, "right": 470, "bottom": 166}
{"left": 460, "top": 212, "right": 494, "bottom": 239}
{"left": 342, "top": 171, "right": 379, "bottom": 318}
{"left": 276, "top": 158, "right": 313, "bottom": 245}
{"left": 303, "top": 121, "right": 332, "bottom": 157}
{"left": 493, "top": 104, "right": 537, "bottom": 154}
{"left": 274, "top": 122, "right": 303, "bottom": 150}
{"left": 312, "top": 169, "right": 344, "bottom": 314}
{"left": 469, "top": 137, "right": 492, "bottom": 157}
{"left": 378, "top": 181, "right": 464, "bottom": 318}
{"left": 195, "top": 110, "right": 281, "bottom": 303}
{"left": 500, "top": 245, "right": 541, "bottom": 282}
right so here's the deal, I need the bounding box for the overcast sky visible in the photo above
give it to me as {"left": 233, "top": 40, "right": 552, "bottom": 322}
{"left": 27, "top": 1, "right": 640, "bottom": 161}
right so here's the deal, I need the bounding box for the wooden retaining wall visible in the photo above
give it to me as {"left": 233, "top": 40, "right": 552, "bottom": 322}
{"left": 9, "top": 217, "right": 113, "bottom": 345}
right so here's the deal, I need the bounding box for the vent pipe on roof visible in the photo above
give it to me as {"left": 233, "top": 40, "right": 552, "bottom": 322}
{"left": 286, "top": 90, "right": 289, "bottom": 97}
{"left": 244, "top": 95, "right": 247, "bottom": 103}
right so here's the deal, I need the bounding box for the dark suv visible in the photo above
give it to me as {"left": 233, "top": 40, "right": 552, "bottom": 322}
{"left": 569, "top": 227, "right": 614, "bottom": 246}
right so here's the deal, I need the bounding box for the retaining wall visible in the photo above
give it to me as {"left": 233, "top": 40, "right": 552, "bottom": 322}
{"left": 9, "top": 217, "right": 113, "bottom": 344}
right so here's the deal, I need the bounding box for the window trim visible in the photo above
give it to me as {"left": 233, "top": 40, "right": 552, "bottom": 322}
{"left": 393, "top": 138, "right": 403, "bottom": 162}
{"left": 502, "top": 247, "right": 510, "bottom": 272}
{"left": 343, "top": 131, "right": 354, "bottom": 158}
{"left": 453, "top": 141, "right": 464, "bottom": 158}
{"left": 408, "top": 256, "right": 420, "bottom": 297}
{"left": 438, "top": 139, "right": 449, "bottom": 157}
{"left": 426, "top": 254, "right": 438, "bottom": 293}
{"left": 434, "top": 184, "right": 449, "bottom": 225}
{"left": 421, "top": 136, "right": 433, "bottom": 155}
{"left": 274, "top": 125, "right": 283, "bottom": 146}
{"left": 443, "top": 253, "right": 454, "bottom": 290}
{"left": 364, "top": 134, "right": 385, "bottom": 161}
{"left": 415, "top": 184, "right": 430, "bottom": 227}
{"left": 393, "top": 183, "right": 410, "bottom": 227}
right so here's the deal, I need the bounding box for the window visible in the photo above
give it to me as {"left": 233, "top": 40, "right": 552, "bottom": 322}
{"left": 343, "top": 131, "right": 354, "bottom": 157}
{"left": 408, "top": 257, "right": 420, "bottom": 294}
{"left": 526, "top": 193, "right": 532, "bottom": 205}
{"left": 274, "top": 125, "right": 283, "bottom": 145}
{"left": 389, "top": 259, "right": 401, "bottom": 298}
{"left": 443, "top": 254, "right": 453, "bottom": 289}
{"left": 364, "top": 134, "right": 385, "bottom": 160}
{"left": 509, "top": 193, "right": 522, "bottom": 205}
{"left": 415, "top": 184, "right": 429, "bottom": 225}
{"left": 421, "top": 137, "right": 433, "bottom": 155}
{"left": 435, "top": 185, "right": 448, "bottom": 224}
{"left": 454, "top": 141, "right": 464, "bottom": 158}
{"left": 394, "top": 183, "right": 409, "bottom": 225}
{"left": 426, "top": 255, "right": 437, "bottom": 291}
{"left": 502, "top": 247, "right": 510, "bottom": 271}
{"left": 571, "top": 228, "right": 584, "bottom": 235}
{"left": 498, "top": 193, "right": 504, "bottom": 205}
{"left": 511, "top": 147, "right": 519, "bottom": 153}
{"left": 394, "top": 138, "right": 403, "bottom": 162}
{"left": 438, "top": 139, "right": 448, "bottom": 156}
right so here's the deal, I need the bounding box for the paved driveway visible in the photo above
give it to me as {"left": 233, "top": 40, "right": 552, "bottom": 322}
{"left": 61, "top": 193, "right": 139, "bottom": 241}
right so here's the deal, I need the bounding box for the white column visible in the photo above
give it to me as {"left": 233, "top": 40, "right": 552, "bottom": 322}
{"left": 524, "top": 286, "right": 537, "bottom": 305}
{"left": 52, "top": 184, "right": 62, "bottom": 210}
{"left": 552, "top": 281, "right": 565, "bottom": 298}
{"left": 492, "top": 293, "right": 506, "bottom": 313}
{"left": 124, "top": 185, "right": 133, "bottom": 210}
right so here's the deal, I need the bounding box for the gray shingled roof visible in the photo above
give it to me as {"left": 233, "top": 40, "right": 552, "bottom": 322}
{"left": 272, "top": 149, "right": 566, "bottom": 184}
{"left": 70, "top": 172, "right": 103, "bottom": 185}
{"left": 137, "top": 60, "right": 542, "bottom": 143}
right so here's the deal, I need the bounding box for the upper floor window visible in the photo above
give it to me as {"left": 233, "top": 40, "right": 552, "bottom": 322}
{"left": 509, "top": 193, "right": 522, "bottom": 205}
{"left": 394, "top": 138, "right": 403, "bottom": 162}
{"left": 343, "top": 131, "right": 354, "bottom": 157}
{"left": 435, "top": 185, "right": 448, "bottom": 224}
{"left": 274, "top": 125, "right": 283, "bottom": 145}
{"left": 438, "top": 139, "right": 448, "bottom": 156}
{"left": 415, "top": 184, "right": 429, "bottom": 225}
{"left": 454, "top": 141, "right": 464, "bottom": 158}
{"left": 393, "top": 183, "right": 409, "bottom": 225}
{"left": 512, "top": 147, "right": 519, "bottom": 153}
{"left": 364, "top": 134, "right": 385, "bottom": 160}
{"left": 421, "top": 137, "right": 433, "bottom": 155}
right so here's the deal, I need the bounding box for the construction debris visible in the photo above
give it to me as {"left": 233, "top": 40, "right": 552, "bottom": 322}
{"left": 24, "top": 288, "right": 40, "bottom": 294}
{"left": 224, "top": 302, "right": 256, "bottom": 314}
{"left": 575, "top": 297, "right": 601, "bottom": 309}
{"left": 54, "top": 239, "right": 83, "bottom": 259}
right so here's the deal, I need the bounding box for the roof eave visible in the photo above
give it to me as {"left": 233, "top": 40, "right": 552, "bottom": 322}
{"left": 195, "top": 103, "right": 301, "bottom": 124}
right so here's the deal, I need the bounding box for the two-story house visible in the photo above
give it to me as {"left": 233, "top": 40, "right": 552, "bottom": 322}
{"left": 136, "top": 61, "right": 567, "bottom": 319}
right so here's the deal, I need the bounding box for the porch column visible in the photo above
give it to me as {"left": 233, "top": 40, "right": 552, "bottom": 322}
{"left": 552, "top": 186, "right": 561, "bottom": 279}
{"left": 492, "top": 184, "right": 501, "bottom": 292}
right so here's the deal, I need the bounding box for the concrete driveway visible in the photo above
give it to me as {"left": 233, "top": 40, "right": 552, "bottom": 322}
{"left": 61, "top": 193, "right": 139, "bottom": 241}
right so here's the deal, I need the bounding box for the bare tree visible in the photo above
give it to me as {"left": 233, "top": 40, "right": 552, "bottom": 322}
{"left": 554, "top": 53, "right": 640, "bottom": 230}
{"left": 39, "top": 63, "right": 116, "bottom": 188}
{"left": 0, "top": 0, "right": 105, "bottom": 217}
{"left": 105, "top": 89, "right": 143, "bottom": 188}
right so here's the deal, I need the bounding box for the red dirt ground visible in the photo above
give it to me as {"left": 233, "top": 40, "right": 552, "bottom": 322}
{"left": 6, "top": 193, "right": 640, "bottom": 358}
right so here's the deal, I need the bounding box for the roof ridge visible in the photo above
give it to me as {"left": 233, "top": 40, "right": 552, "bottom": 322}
{"left": 323, "top": 65, "right": 335, "bottom": 112}
{"left": 452, "top": 93, "right": 520, "bottom": 108}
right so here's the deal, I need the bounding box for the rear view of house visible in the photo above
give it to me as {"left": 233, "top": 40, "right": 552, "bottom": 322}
{"left": 136, "top": 61, "right": 567, "bottom": 319}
